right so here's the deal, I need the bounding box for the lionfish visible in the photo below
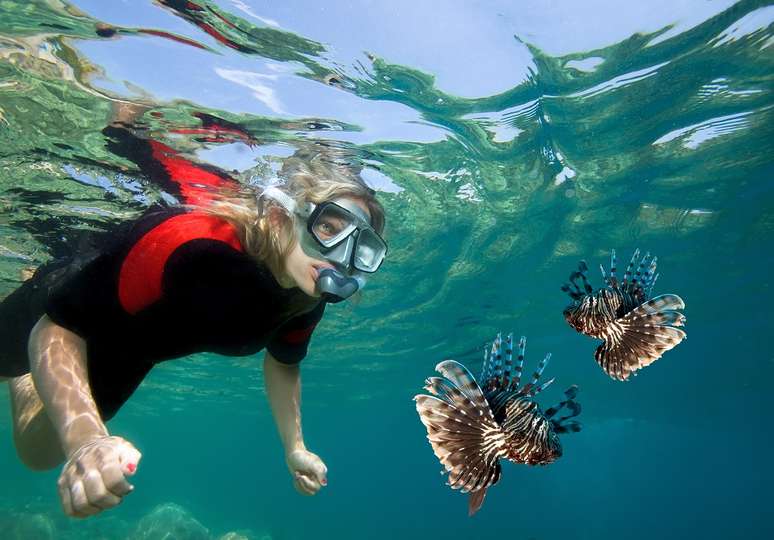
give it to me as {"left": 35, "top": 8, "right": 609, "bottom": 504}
{"left": 414, "top": 333, "right": 581, "bottom": 516}
{"left": 561, "top": 249, "right": 687, "bottom": 381}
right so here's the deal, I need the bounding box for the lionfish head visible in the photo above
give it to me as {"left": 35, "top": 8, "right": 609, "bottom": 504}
{"left": 526, "top": 423, "right": 563, "bottom": 465}
{"left": 546, "top": 430, "right": 563, "bottom": 462}
{"left": 562, "top": 300, "right": 585, "bottom": 333}
{"left": 504, "top": 398, "right": 564, "bottom": 466}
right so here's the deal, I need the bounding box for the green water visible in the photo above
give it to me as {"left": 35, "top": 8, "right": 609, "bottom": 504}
{"left": 0, "top": 0, "right": 772, "bottom": 538}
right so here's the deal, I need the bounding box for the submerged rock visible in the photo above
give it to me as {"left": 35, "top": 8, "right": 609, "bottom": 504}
{"left": 218, "top": 533, "right": 271, "bottom": 540}
{"left": 131, "top": 503, "right": 210, "bottom": 540}
{"left": 0, "top": 512, "right": 56, "bottom": 540}
{"left": 218, "top": 533, "right": 249, "bottom": 540}
{"left": 218, "top": 532, "right": 272, "bottom": 540}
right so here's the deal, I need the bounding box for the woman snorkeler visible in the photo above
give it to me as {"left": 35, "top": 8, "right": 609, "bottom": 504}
{"left": 0, "top": 111, "right": 387, "bottom": 518}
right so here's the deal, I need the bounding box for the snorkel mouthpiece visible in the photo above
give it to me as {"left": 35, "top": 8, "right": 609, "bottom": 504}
{"left": 316, "top": 268, "right": 360, "bottom": 303}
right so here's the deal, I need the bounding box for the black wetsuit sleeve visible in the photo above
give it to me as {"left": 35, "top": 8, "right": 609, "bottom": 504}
{"left": 266, "top": 302, "right": 326, "bottom": 365}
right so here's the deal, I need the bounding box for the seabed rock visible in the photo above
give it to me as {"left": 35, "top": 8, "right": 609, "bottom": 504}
{"left": 0, "top": 511, "right": 56, "bottom": 540}
{"left": 218, "top": 533, "right": 249, "bottom": 540}
{"left": 130, "top": 503, "right": 210, "bottom": 540}
{"left": 217, "top": 531, "right": 271, "bottom": 540}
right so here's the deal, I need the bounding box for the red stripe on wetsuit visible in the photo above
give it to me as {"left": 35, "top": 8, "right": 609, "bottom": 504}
{"left": 118, "top": 213, "right": 243, "bottom": 314}
{"left": 118, "top": 213, "right": 320, "bottom": 347}
{"left": 281, "top": 326, "right": 317, "bottom": 345}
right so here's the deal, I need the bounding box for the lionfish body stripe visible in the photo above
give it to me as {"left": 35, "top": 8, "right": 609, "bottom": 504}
{"left": 414, "top": 334, "right": 581, "bottom": 516}
{"left": 562, "top": 249, "right": 687, "bottom": 381}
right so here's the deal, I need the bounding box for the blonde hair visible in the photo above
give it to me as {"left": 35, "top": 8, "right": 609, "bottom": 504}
{"left": 201, "top": 145, "right": 386, "bottom": 285}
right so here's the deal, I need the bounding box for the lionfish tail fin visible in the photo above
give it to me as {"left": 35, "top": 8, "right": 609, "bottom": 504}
{"left": 546, "top": 385, "right": 582, "bottom": 434}
{"left": 468, "top": 488, "right": 488, "bottom": 516}
{"left": 595, "top": 294, "right": 687, "bottom": 381}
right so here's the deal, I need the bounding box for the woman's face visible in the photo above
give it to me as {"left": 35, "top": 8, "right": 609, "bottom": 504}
{"left": 282, "top": 196, "right": 371, "bottom": 297}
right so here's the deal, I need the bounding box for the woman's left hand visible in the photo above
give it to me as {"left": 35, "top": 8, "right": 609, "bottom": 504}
{"left": 286, "top": 448, "right": 327, "bottom": 496}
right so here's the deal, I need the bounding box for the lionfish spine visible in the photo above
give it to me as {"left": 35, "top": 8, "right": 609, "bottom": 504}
{"left": 634, "top": 252, "right": 650, "bottom": 284}
{"left": 501, "top": 333, "right": 514, "bottom": 389}
{"left": 622, "top": 248, "right": 640, "bottom": 286}
{"left": 609, "top": 249, "right": 618, "bottom": 288}
{"left": 639, "top": 255, "right": 655, "bottom": 296}
{"left": 527, "top": 353, "right": 551, "bottom": 389}
{"left": 491, "top": 333, "right": 503, "bottom": 388}
{"left": 648, "top": 272, "right": 660, "bottom": 299}
{"left": 531, "top": 376, "right": 556, "bottom": 397}
{"left": 509, "top": 336, "right": 526, "bottom": 391}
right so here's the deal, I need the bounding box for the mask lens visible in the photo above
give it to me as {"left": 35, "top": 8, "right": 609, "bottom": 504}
{"left": 310, "top": 204, "right": 357, "bottom": 247}
{"left": 354, "top": 228, "right": 386, "bottom": 272}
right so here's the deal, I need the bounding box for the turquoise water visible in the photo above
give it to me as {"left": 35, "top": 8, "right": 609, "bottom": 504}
{"left": 0, "top": 0, "right": 772, "bottom": 538}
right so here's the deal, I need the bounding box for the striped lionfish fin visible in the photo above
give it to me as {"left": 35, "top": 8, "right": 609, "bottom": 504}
{"left": 435, "top": 360, "right": 492, "bottom": 413}
{"left": 481, "top": 333, "right": 518, "bottom": 395}
{"left": 520, "top": 353, "right": 553, "bottom": 396}
{"left": 480, "top": 336, "right": 501, "bottom": 393}
{"left": 641, "top": 255, "right": 658, "bottom": 299}
{"left": 490, "top": 334, "right": 504, "bottom": 391}
{"left": 508, "top": 336, "right": 526, "bottom": 392}
{"left": 545, "top": 385, "right": 582, "bottom": 434}
{"left": 622, "top": 248, "right": 640, "bottom": 287}
{"left": 620, "top": 249, "right": 660, "bottom": 303}
{"left": 501, "top": 333, "right": 514, "bottom": 390}
{"left": 415, "top": 360, "right": 507, "bottom": 513}
{"left": 561, "top": 260, "right": 593, "bottom": 300}
{"left": 608, "top": 249, "right": 619, "bottom": 288}
{"left": 594, "top": 294, "right": 687, "bottom": 381}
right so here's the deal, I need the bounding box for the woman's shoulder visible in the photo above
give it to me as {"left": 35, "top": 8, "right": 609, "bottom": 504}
{"left": 117, "top": 207, "right": 259, "bottom": 311}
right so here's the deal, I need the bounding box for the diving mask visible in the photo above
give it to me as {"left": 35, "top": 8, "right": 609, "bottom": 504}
{"left": 262, "top": 187, "right": 387, "bottom": 302}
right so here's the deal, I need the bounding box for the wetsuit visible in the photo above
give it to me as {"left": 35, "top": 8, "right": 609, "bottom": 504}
{"left": 0, "top": 207, "right": 324, "bottom": 420}
{"left": 0, "top": 121, "right": 324, "bottom": 419}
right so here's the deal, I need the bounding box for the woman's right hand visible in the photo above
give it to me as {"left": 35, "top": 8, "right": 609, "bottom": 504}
{"left": 286, "top": 448, "right": 328, "bottom": 496}
{"left": 58, "top": 436, "right": 141, "bottom": 518}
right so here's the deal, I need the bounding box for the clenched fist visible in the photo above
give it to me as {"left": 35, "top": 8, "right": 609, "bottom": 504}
{"left": 58, "top": 436, "right": 141, "bottom": 518}
{"left": 286, "top": 448, "right": 327, "bottom": 496}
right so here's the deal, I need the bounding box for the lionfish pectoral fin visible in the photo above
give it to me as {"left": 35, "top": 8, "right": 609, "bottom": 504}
{"left": 546, "top": 385, "right": 582, "bottom": 434}
{"left": 595, "top": 295, "right": 687, "bottom": 381}
{"left": 553, "top": 420, "right": 582, "bottom": 434}
{"left": 415, "top": 371, "right": 506, "bottom": 502}
{"left": 577, "top": 260, "right": 593, "bottom": 293}
{"left": 468, "top": 487, "right": 488, "bottom": 516}
{"left": 561, "top": 283, "right": 584, "bottom": 301}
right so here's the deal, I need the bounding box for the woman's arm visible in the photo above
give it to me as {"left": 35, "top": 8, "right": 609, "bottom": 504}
{"left": 28, "top": 315, "right": 141, "bottom": 517}
{"left": 263, "top": 351, "right": 327, "bottom": 495}
{"left": 28, "top": 315, "right": 107, "bottom": 454}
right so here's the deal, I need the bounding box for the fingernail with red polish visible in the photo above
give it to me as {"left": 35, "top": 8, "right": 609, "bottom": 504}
{"left": 126, "top": 463, "right": 137, "bottom": 473}
{"left": 321, "top": 478, "right": 327, "bottom": 486}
